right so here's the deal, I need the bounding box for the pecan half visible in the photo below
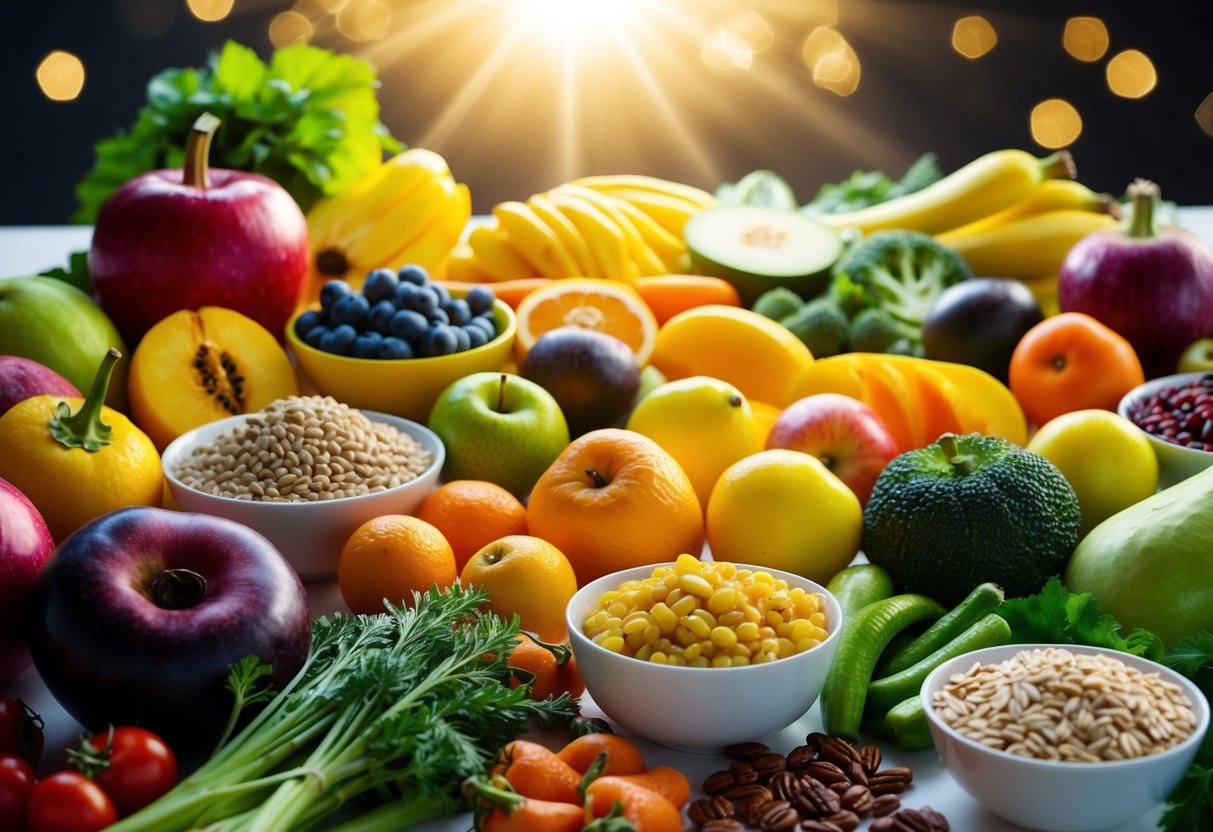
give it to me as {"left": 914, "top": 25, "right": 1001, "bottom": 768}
{"left": 724, "top": 741, "right": 771, "bottom": 761}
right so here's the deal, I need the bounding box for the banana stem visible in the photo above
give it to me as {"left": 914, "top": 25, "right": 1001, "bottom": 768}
{"left": 1040, "top": 150, "right": 1077, "bottom": 181}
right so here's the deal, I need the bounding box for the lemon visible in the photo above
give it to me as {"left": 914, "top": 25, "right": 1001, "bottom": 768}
{"left": 626, "top": 376, "right": 764, "bottom": 506}
{"left": 706, "top": 448, "right": 862, "bottom": 583}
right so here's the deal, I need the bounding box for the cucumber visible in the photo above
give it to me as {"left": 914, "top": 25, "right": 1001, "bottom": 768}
{"left": 875, "top": 582, "right": 1005, "bottom": 678}
{"left": 884, "top": 695, "right": 935, "bottom": 750}
{"left": 826, "top": 564, "right": 895, "bottom": 622}
{"left": 864, "top": 613, "right": 1012, "bottom": 718}
{"left": 685, "top": 204, "right": 843, "bottom": 306}
{"left": 818, "top": 594, "right": 946, "bottom": 741}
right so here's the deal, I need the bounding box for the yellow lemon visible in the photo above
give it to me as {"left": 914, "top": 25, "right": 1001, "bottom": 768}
{"left": 706, "top": 448, "right": 862, "bottom": 583}
{"left": 626, "top": 376, "right": 764, "bottom": 507}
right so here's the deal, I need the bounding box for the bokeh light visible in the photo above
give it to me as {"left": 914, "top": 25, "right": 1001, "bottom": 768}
{"left": 702, "top": 29, "right": 754, "bottom": 74}
{"left": 801, "top": 27, "right": 860, "bottom": 96}
{"left": 337, "top": 0, "right": 393, "bottom": 41}
{"left": 36, "top": 51, "right": 85, "bottom": 102}
{"left": 1031, "top": 98, "right": 1083, "bottom": 149}
{"left": 1196, "top": 93, "right": 1213, "bottom": 138}
{"left": 721, "top": 11, "right": 774, "bottom": 53}
{"left": 951, "top": 16, "right": 997, "bottom": 60}
{"left": 186, "top": 0, "right": 234, "bottom": 23}
{"left": 1062, "top": 17, "right": 1109, "bottom": 62}
{"left": 269, "top": 11, "right": 315, "bottom": 47}
{"left": 116, "top": 0, "right": 176, "bottom": 39}
{"left": 1106, "top": 50, "right": 1157, "bottom": 99}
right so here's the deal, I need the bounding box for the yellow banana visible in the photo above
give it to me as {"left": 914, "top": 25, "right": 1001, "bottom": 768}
{"left": 555, "top": 184, "right": 668, "bottom": 277}
{"left": 492, "top": 201, "right": 581, "bottom": 279}
{"left": 1022, "top": 273, "right": 1060, "bottom": 317}
{"left": 936, "top": 209, "right": 1118, "bottom": 277}
{"left": 346, "top": 174, "right": 459, "bottom": 269}
{"left": 573, "top": 174, "right": 716, "bottom": 210}
{"left": 447, "top": 245, "right": 496, "bottom": 283}
{"left": 467, "top": 224, "right": 540, "bottom": 281}
{"left": 946, "top": 179, "right": 1120, "bottom": 237}
{"left": 596, "top": 188, "right": 703, "bottom": 239}
{"left": 388, "top": 183, "right": 471, "bottom": 276}
{"left": 546, "top": 190, "right": 634, "bottom": 282}
{"left": 820, "top": 149, "right": 1077, "bottom": 236}
{"left": 609, "top": 198, "right": 688, "bottom": 272}
{"left": 527, "top": 192, "right": 596, "bottom": 276}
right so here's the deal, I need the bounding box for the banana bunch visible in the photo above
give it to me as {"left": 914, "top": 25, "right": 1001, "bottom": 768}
{"left": 448, "top": 176, "right": 714, "bottom": 283}
{"left": 302, "top": 148, "right": 471, "bottom": 301}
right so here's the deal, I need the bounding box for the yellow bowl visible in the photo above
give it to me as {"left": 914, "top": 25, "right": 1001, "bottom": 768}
{"left": 286, "top": 292, "right": 517, "bottom": 423}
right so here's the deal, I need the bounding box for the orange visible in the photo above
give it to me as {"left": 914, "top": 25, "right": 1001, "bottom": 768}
{"left": 460, "top": 535, "right": 578, "bottom": 642}
{"left": 337, "top": 515, "right": 457, "bottom": 614}
{"left": 514, "top": 278, "right": 658, "bottom": 365}
{"left": 527, "top": 428, "right": 704, "bottom": 585}
{"left": 416, "top": 480, "right": 528, "bottom": 571}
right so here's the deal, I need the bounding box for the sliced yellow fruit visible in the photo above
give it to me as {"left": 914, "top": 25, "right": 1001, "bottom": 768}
{"left": 514, "top": 277, "right": 658, "bottom": 366}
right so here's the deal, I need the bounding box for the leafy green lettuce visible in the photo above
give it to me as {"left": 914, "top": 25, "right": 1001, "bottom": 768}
{"left": 73, "top": 41, "right": 401, "bottom": 222}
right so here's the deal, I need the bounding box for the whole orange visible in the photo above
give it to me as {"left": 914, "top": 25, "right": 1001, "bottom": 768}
{"left": 460, "top": 535, "right": 578, "bottom": 643}
{"left": 416, "top": 480, "right": 528, "bottom": 571}
{"left": 527, "top": 428, "right": 704, "bottom": 585}
{"left": 337, "top": 515, "right": 457, "bottom": 614}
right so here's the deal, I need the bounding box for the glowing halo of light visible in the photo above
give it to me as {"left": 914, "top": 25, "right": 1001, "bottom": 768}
{"left": 702, "top": 29, "right": 753, "bottom": 74}
{"left": 1063, "top": 17, "right": 1109, "bottom": 62}
{"left": 951, "top": 15, "right": 997, "bottom": 60}
{"left": 1107, "top": 49, "right": 1158, "bottom": 99}
{"left": 186, "top": 0, "right": 234, "bottom": 23}
{"left": 270, "top": 11, "right": 315, "bottom": 47}
{"left": 1031, "top": 99, "right": 1083, "bottom": 149}
{"left": 36, "top": 51, "right": 85, "bottom": 102}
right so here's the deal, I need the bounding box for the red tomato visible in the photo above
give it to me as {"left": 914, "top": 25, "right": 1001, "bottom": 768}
{"left": 0, "top": 754, "right": 35, "bottom": 832}
{"left": 74, "top": 727, "right": 177, "bottom": 817}
{"left": 26, "top": 772, "right": 116, "bottom": 832}
{"left": 0, "top": 698, "right": 44, "bottom": 765}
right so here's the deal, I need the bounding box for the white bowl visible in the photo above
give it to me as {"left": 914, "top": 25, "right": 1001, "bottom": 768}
{"left": 566, "top": 562, "right": 843, "bottom": 751}
{"left": 921, "top": 643, "right": 1210, "bottom": 832}
{"left": 161, "top": 410, "right": 444, "bottom": 580}
{"left": 1118, "top": 372, "right": 1213, "bottom": 489}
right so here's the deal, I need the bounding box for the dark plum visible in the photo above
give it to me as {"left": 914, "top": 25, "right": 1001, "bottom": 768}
{"left": 521, "top": 328, "right": 641, "bottom": 437}
{"left": 922, "top": 278, "right": 1043, "bottom": 382}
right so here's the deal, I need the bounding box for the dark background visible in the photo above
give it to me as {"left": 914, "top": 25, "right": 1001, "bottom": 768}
{"left": 2, "top": 0, "right": 1210, "bottom": 225}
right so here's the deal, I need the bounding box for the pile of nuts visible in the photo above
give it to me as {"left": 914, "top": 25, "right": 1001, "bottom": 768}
{"left": 689, "top": 733, "right": 948, "bottom": 831}
{"left": 173, "top": 396, "right": 434, "bottom": 502}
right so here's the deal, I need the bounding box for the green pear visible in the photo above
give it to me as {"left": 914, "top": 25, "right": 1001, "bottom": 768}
{"left": 1065, "top": 464, "right": 1213, "bottom": 647}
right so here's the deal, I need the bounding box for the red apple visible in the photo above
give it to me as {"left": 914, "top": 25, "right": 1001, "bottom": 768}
{"left": 0, "top": 356, "right": 79, "bottom": 417}
{"left": 0, "top": 477, "right": 54, "bottom": 685}
{"left": 766, "top": 393, "right": 899, "bottom": 506}
{"left": 89, "top": 113, "right": 308, "bottom": 345}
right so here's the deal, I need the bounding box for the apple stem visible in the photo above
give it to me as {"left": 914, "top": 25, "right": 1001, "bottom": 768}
{"left": 937, "top": 433, "right": 973, "bottom": 475}
{"left": 183, "top": 112, "right": 222, "bottom": 190}
{"left": 49, "top": 348, "right": 119, "bottom": 453}
{"left": 497, "top": 374, "right": 507, "bottom": 413}
{"left": 585, "top": 467, "right": 609, "bottom": 488}
{"left": 149, "top": 568, "right": 208, "bottom": 610}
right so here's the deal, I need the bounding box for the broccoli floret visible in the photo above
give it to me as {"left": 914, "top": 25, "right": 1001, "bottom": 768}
{"left": 829, "top": 230, "right": 971, "bottom": 352}
{"left": 848, "top": 308, "right": 902, "bottom": 353}
{"left": 783, "top": 297, "right": 850, "bottom": 358}
{"left": 752, "top": 287, "right": 804, "bottom": 322}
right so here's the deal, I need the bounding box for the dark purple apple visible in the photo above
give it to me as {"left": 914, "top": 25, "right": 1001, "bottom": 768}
{"left": 0, "top": 477, "right": 54, "bottom": 685}
{"left": 89, "top": 113, "right": 308, "bottom": 345}
{"left": 0, "top": 356, "right": 80, "bottom": 418}
{"left": 521, "top": 328, "right": 641, "bottom": 436}
{"left": 921, "top": 278, "right": 1044, "bottom": 382}
{"left": 25, "top": 506, "right": 311, "bottom": 745}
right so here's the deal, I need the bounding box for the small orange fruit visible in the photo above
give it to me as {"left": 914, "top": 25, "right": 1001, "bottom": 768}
{"left": 506, "top": 633, "right": 585, "bottom": 700}
{"left": 337, "top": 515, "right": 457, "bottom": 614}
{"left": 514, "top": 278, "right": 658, "bottom": 366}
{"left": 460, "top": 535, "right": 578, "bottom": 643}
{"left": 527, "top": 428, "right": 704, "bottom": 585}
{"left": 416, "top": 480, "right": 528, "bottom": 571}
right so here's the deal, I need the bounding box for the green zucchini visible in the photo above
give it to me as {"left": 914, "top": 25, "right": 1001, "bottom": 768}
{"left": 875, "top": 582, "right": 1004, "bottom": 678}
{"left": 884, "top": 695, "right": 934, "bottom": 750}
{"left": 819, "top": 593, "right": 946, "bottom": 740}
{"left": 826, "top": 563, "right": 895, "bottom": 621}
{"left": 864, "top": 613, "right": 1012, "bottom": 718}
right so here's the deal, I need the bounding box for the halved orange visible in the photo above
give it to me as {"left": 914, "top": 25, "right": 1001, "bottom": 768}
{"left": 514, "top": 278, "right": 658, "bottom": 366}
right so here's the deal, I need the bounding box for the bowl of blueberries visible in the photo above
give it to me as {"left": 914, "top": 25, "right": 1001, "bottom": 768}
{"left": 286, "top": 264, "right": 517, "bottom": 422}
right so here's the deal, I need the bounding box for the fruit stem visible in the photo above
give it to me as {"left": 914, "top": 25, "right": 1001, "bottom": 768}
{"left": 517, "top": 630, "right": 573, "bottom": 667}
{"left": 183, "top": 112, "right": 222, "bottom": 190}
{"left": 461, "top": 774, "right": 524, "bottom": 814}
{"left": 149, "top": 568, "right": 209, "bottom": 610}
{"left": 1040, "top": 150, "right": 1076, "bottom": 181}
{"left": 49, "top": 348, "right": 119, "bottom": 452}
{"left": 1127, "top": 178, "right": 1160, "bottom": 238}
{"left": 585, "top": 467, "right": 609, "bottom": 488}
{"left": 497, "top": 374, "right": 507, "bottom": 413}
{"left": 937, "top": 433, "right": 972, "bottom": 475}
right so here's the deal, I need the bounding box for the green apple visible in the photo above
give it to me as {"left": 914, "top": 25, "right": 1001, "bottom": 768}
{"left": 1178, "top": 338, "right": 1213, "bottom": 373}
{"left": 427, "top": 372, "right": 569, "bottom": 498}
{"left": 0, "top": 277, "right": 130, "bottom": 411}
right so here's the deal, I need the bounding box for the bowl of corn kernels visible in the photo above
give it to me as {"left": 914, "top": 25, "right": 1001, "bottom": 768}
{"left": 565, "top": 555, "right": 843, "bottom": 750}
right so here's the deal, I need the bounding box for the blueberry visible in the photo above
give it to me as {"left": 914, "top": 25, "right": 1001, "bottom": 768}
{"left": 367, "top": 299, "right": 397, "bottom": 334}
{"left": 331, "top": 293, "right": 370, "bottom": 326}
{"left": 362, "top": 268, "right": 399, "bottom": 303}
{"left": 304, "top": 325, "right": 328, "bottom": 349}
{"left": 423, "top": 325, "right": 459, "bottom": 357}
{"left": 350, "top": 330, "right": 383, "bottom": 358}
{"left": 377, "top": 336, "right": 413, "bottom": 359}
{"left": 442, "top": 298, "right": 472, "bottom": 326}
{"left": 431, "top": 282, "right": 451, "bottom": 305}
{"left": 389, "top": 309, "right": 428, "bottom": 342}
{"left": 320, "top": 280, "right": 352, "bottom": 310}
{"left": 462, "top": 324, "right": 488, "bottom": 349}
{"left": 294, "top": 309, "right": 322, "bottom": 341}
{"left": 451, "top": 325, "right": 471, "bottom": 353}
{"left": 469, "top": 314, "right": 498, "bottom": 340}
{"left": 465, "top": 286, "right": 495, "bottom": 316}
{"left": 393, "top": 282, "right": 419, "bottom": 309}
{"left": 403, "top": 286, "right": 439, "bottom": 316}
{"left": 397, "top": 264, "right": 429, "bottom": 286}
{"left": 319, "top": 324, "right": 358, "bottom": 355}
{"left": 427, "top": 307, "right": 450, "bottom": 327}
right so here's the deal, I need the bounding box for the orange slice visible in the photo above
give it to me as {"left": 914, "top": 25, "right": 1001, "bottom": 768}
{"left": 514, "top": 278, "right": 658, "bottom": 366}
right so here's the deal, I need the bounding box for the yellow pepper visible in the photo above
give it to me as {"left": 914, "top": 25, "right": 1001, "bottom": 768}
{"left": 0, "top": 348, "right": 162, "bottom": 541}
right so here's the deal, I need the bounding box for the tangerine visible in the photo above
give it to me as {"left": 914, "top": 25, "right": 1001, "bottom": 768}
{"left": 416, "top": 480, "right": 528, "bottom": 571}
{"left": 337, "top": 515, "right": 457, "bottom": 614}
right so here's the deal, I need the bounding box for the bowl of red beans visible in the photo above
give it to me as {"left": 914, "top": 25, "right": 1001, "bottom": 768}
{"left": 1119, "top": 371, "right": 1213, "bottom": 489}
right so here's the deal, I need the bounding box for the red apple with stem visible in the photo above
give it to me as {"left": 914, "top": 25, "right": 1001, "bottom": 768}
{"left": 0, "top": 477, "right": 54, "bottom": 685}
{"left": 89, "top": 113, "right": 309, "bottom": 345}
{"left": 766, "top": 393, "right": 899, "bottom": 506}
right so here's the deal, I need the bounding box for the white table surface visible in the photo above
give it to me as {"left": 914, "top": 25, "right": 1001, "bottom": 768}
{"left": 5, "top": 212, "right": 1213, "bottom": 831}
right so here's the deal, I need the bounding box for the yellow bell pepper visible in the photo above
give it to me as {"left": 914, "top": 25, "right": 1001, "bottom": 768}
{"left": 0, "top": 348, "right": 162, "bottom": 541}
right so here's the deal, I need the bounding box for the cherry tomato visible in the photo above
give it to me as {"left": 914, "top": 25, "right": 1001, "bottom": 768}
{"left": 0, "top": 754, "right": 36, "bottom": 832}
{"left": 71, "top": 727, "right": 177, "bottom": 817}
{"left": 0, "top": 698, "right": 44, "bottom": 765}
{"left": 26, "top": 772, "right": 116, "bottom": 832}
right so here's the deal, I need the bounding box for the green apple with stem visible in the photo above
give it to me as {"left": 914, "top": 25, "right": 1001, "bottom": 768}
{"left": 427, "top": 372, "right": 570, "bottom": 499}
{"left": 1178, "top": 338, "right": 1213, "bottom": 373}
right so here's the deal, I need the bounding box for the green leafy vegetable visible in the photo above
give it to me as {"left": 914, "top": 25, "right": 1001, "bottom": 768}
{"left": 109, "top": 584, "right": 577, "bottom": 832}
{"left": 1161, "top": 633, "right": 1213, "bottom": 832}
{"left": 38, "top": 251, "right": 91, "bottom": 294}
{"left": 73, "top": 41, "right": 401, "bottom": 222}
{"left": 802, "top": 153, "right": 942, "bottom": 215}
